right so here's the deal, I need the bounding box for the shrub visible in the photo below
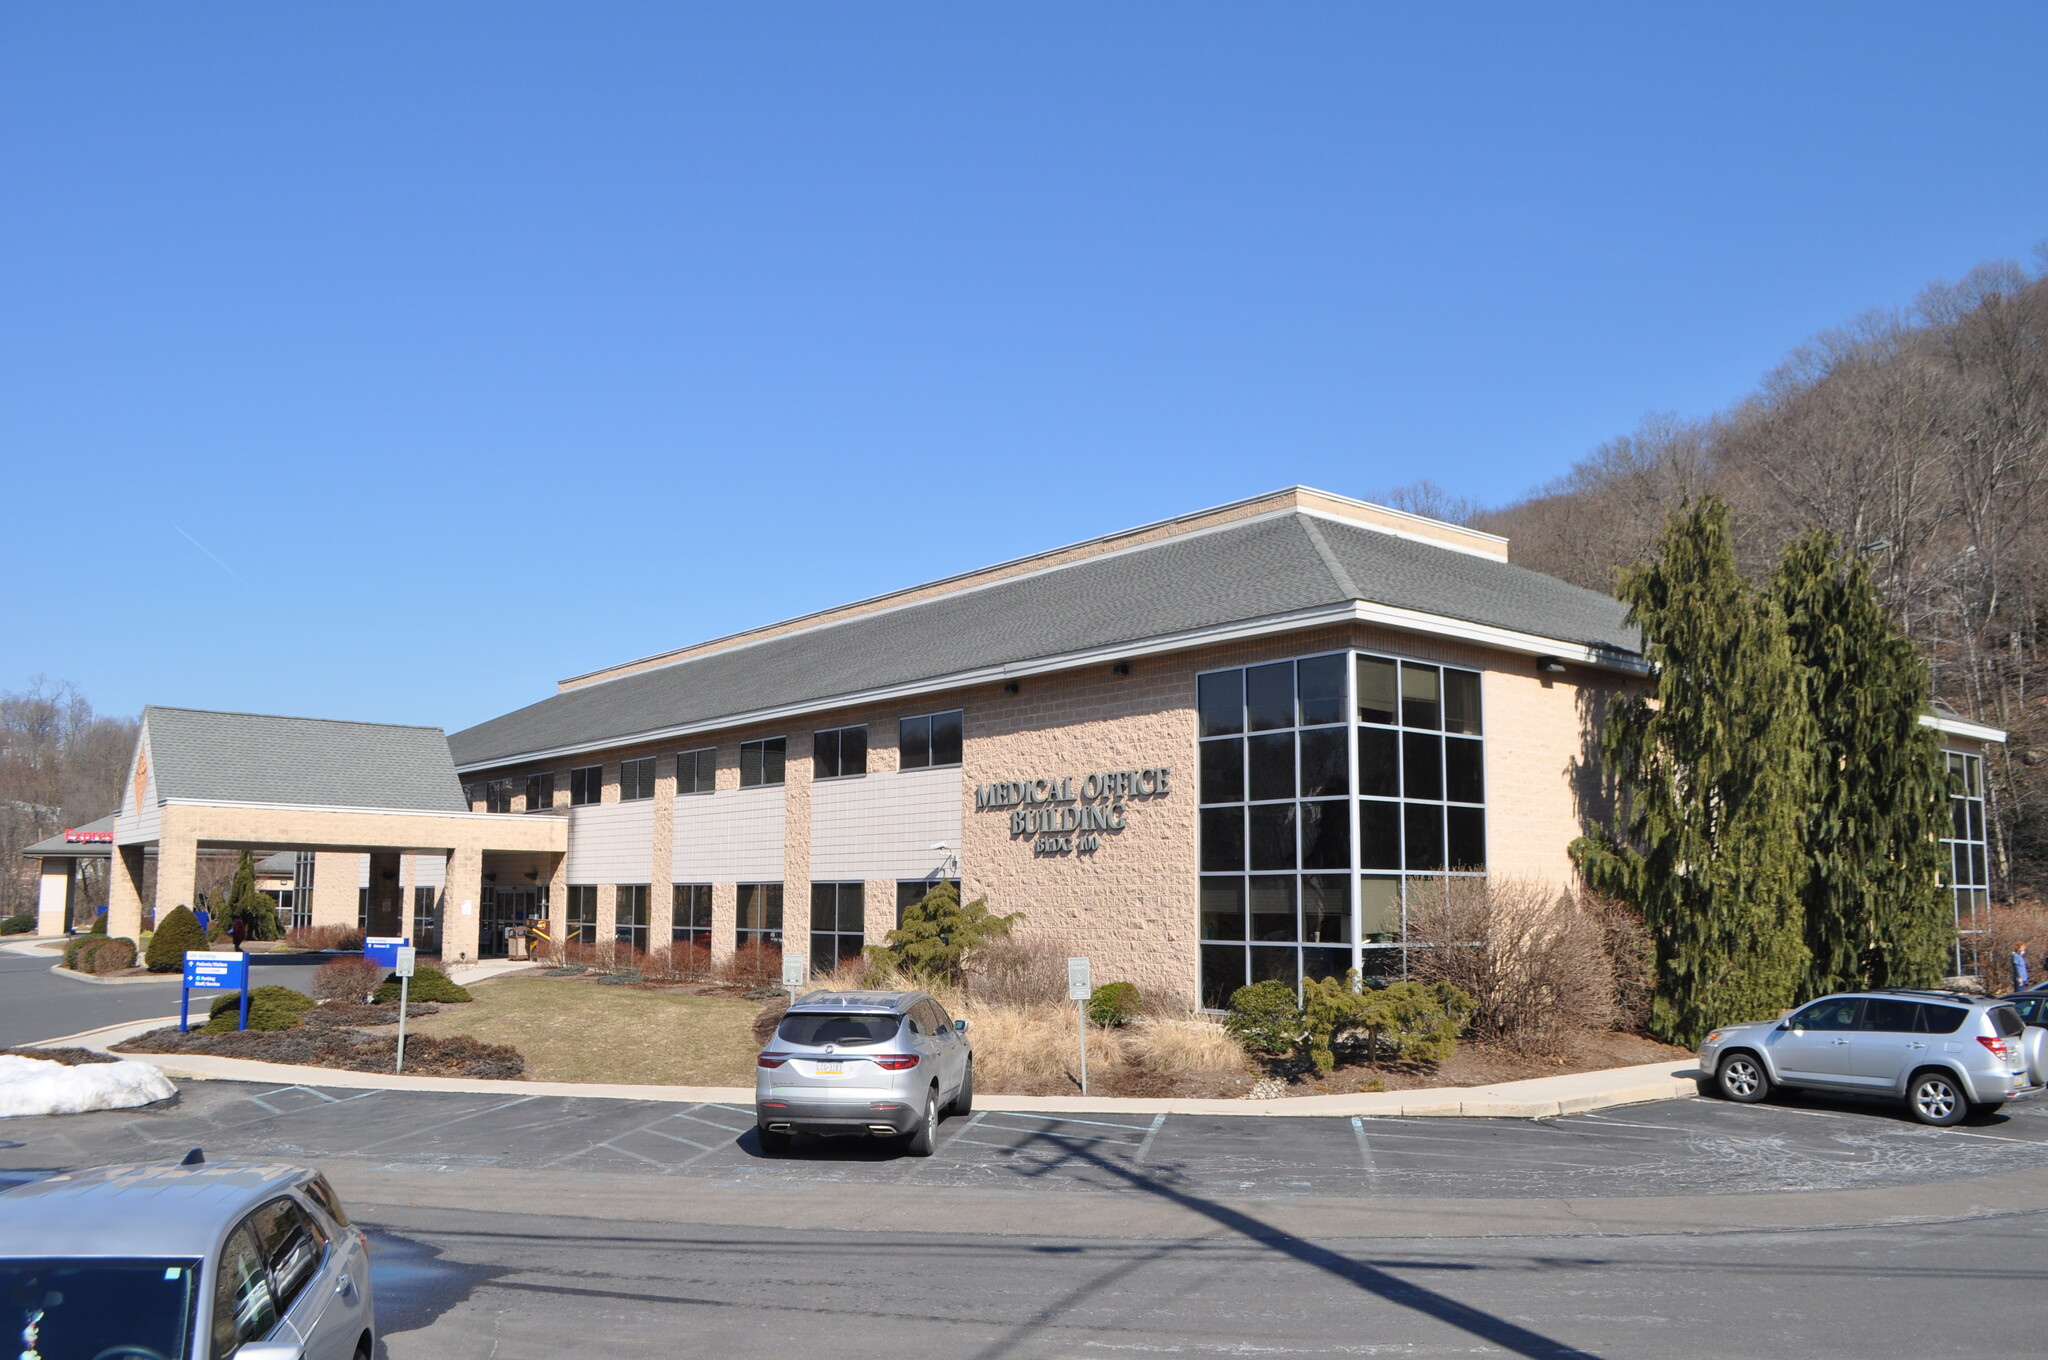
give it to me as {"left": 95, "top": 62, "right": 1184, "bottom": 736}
{"left": 964, "top": 937, "right": 1068, "bottom": 1004}
{"left": 88, "top": 912, "right": 107, "bottom": 935}
{"left": 1982, "top": 898, "right": 2048, "bottom": 994}
{"left": 312, "top": 956, "right": 387, "bottom": 1002}
{"left": 869, "top": 882, "right": 1022, "bottom": 983}
{"left": 0, "top": 914, "right": 34, "bottom": 936}
{"left": 1088, "top": 982, "right": 1141, "bottom": 1028}
{"left": 1225, "top": 980, "right": 1303, "bottom": 1055}
{"left": 1122, "top": 1015, "right": 1246, "bottom": 1077}
{"left": 282, "top": 924, "right": 367, "bottom": 952}
{"left": 146, "top": 906, "right": 210, "bottom": 973}
{"left": 1407, "top": 878, "right": 1617, "bottom": 1055}
{"left": 374, "top": 964, "right": 471, "bottom": 1004}
{"left": 207, "top": 917, "right": 234, "bottom": 944}
{"left": 81, "top": 937, "right": 138, "bottom": 975}
{"left": 1302, "top": 974, "right": 1474, "bottom": 1074}
{"left": 719, "top": 941, "right": 783, "bottom": 987}
{"left": 203, "top": 985, "right": 316, "bottom": 1033}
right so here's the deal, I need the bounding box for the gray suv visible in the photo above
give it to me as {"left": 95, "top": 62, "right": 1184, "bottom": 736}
{"left": 1700, "top": 989, "right": 2041, "bottom": 1125}
{"left": 755, "top": 990, "right": 973, "bottom": 1156}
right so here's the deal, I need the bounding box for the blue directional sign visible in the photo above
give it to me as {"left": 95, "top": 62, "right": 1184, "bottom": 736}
{"left": 363, "top": 936, "right": 410, "bottom": 968}
{"left": 181, "top": 950, "right": 249, "bottom": 1033}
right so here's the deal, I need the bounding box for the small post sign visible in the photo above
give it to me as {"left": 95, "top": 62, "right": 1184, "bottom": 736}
{"left": 781, "top": 948, "right": 806, "bottom": 1005}
{"left": 1067, "top": 956, "right": 1092, "bottom": 1096}
{"left": 393, "top": 946, "right": 417, "bottom": 1075}
{"left": 181, "top": 951, "right": 249, "bottom": 1034}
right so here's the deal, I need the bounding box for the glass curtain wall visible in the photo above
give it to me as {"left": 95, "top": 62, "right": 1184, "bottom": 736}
{"left": 1197, "top": 649, "right": 1487, "bottom": 1007}
{"left": 1943, "top": 751, "right": 1989, "bottom": 975}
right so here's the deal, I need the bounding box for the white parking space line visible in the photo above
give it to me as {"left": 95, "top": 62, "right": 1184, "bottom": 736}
{"left": 1132, "top": 1113, "right": 1167, "bottom": 1165}
{"left": 1349, "top": 1116, "right": 1377, "bottom": 1178}
{"left": 984, "top": 1111, "right": 1158, "bottom": 1132}
{"left": 349, "top": 1095, "right": 543, "bottom": 1153}
{"left": 935, "top": 1110, "right": 988, "bottom": 1156}
{"left": 664, "top": 1108, "right": 752, "bottom": 1134}
{"left": 955, "top": 1127, "right": 1143, "bottom": 1147}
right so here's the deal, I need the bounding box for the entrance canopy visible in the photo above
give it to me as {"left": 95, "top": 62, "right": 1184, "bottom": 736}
{"left": 109, "top": 707, "right": 564, "bottom": 962}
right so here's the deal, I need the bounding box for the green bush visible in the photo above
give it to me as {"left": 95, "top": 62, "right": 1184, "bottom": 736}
{"left": 1087, "top": 981, "right": 1141, "bottom": 1027}
{"left": 1301, "top": 974, "right": 1475, "bottom": 1075}
{"left": 146, "top": 906, "right": 210, "bottom": 973}
{"left": 79, "top": 937, "right": 138, "bottom": 975}
{"left": 374, "top": 964, "right": 470, "bottom": 1004}
{"left": 0, "top": 914, "right": 34, "bottom": 936}
{"left": 1225, "top": 980, "right": 1304, "bottom": 1055}
{"left": 868, "top": 883, "right": 1023, "bottom": 983}
{"left": 88, "top": 912, "right": 107, "bottom": 935}
{"left": 203, "top": 985, "right": 316, "bottom": 1033}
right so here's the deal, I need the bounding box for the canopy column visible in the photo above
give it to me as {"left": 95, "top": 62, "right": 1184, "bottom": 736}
{"left": 36, "top": 858, "right": 75, "bottom": 937}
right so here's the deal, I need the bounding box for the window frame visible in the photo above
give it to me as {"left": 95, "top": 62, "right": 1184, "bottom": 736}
{"left": 568, "top": 765, "right": 604, "bottom": 806}
{"left": 525, "top": 772, "right": 556, "bottom": 811}
{"left": 898, "top": 709, "right": 965, "bottom": 770}
{"left": 566, "top": 884, "right": 599, "bottom": 944}
{"left": 619, "top": 756, "right": 657, "bottom": 802}
{"left": 813, "top": 724, "right": 869, "bottom": 780}
{"left": 739, "top": 738, "right": 788, "bottom": 788}
{"left": 675, "top": 747, "right": 716, "bottom": 795}
{"left": 736, "top": 882, "right": 784, "bottom": 949}
{"left": 672, "top": 883, "right": 713, "bottom": 949}
{"left": 809, "top": 881, "right": 867, "bottom": 973}
{"left": 615, "top": 884, "right": 650, "bottom": 952}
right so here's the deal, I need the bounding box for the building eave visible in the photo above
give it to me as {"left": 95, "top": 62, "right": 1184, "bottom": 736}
{"left": 1920, "top": 713, "right": 2009, "bottom": 744}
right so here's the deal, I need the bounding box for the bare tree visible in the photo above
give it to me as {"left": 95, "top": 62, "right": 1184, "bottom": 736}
{"left": 0, "top": 681, "right": 138, "bottom": 919}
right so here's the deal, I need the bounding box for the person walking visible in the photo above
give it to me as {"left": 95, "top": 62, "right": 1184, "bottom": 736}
{"left": 2013, "top": 941, "right": 2031, "bottom": 990}
{"left": 229, "top": 914, "right": 249, "bottom": 953}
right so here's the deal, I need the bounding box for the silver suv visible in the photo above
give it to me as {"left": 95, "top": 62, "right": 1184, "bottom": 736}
{"left": 755, "top": 990, "right": 973, "bottom": 1156}
{"left": 1700, "top": 989, "right": 2042, "bottom": 1126}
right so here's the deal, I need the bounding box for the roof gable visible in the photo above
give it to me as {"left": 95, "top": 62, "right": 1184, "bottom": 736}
{"left": 138, "top": 707, "right": 468, "bottom": 813}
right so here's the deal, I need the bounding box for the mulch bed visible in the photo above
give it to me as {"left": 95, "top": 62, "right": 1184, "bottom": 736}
{"left": 0, "top": 1047, "right": 120, "bottom": 1066}
{"left": 113, "top": 999, "right": 525, "bottom": 1079}
{"left": 1264, "top": 1030, "right": 1693, "bottom": 1096}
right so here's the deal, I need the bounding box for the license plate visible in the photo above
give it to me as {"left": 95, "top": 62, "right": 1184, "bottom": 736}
{"left": 813, "top": 1063, "right": 843, "bottom": 1077}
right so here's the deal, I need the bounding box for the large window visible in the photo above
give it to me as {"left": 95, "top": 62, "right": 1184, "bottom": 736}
{"left": 1944, "top": 751, "right": 1990, "bottom": 975}
{"left": 619, "top": 757, "right": 657, "bottom": 801}
{"left": 673, "top": 884, "right": 712, "bottom": 949}
{"left": 896, "top": 878, "right": 963, "bottom": 927}
{"left": 740, "top": 738, "right": 787, "bottom": 787}
{"left": 1197, "top": 651, "right": 1486, "bottom": 1007}
{"left": 810, "top": 882, "right": 866, "bottom": 973}
{"left": 569, "top": 765, "right": 604, "bottom": 806}
{"left": 482, "top": 779, "right": 514, "bottom": 814}
{"left": 899, "top": 710, "right": 963, "bottom": 769}
{"left": 814, "top": 725, "right": 868, "bottom": 779}
{"left": 615, "top": 884, "right": 650, "bottom": 952}
{"left": 676, "top": 748, "right": 716, "bottom": 794}
{"left": 525, "top": 773, "right": 555, "bottom": 811}
{"left": 567, "top": 885, "right": 598, "bottom": 944}
{"left": 737, "top": 882, "right": 784, "bottom": 948}
{"left": 412, "top": 886, "right": 439, "bottom": 954}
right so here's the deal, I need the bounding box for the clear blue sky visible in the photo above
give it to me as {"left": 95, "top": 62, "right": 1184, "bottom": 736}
{"left": 5, "top": 4, "right": 2046, "bottom": 733}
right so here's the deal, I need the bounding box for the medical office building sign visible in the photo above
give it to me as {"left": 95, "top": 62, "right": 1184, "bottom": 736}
{"left": 975, "top": 767, "right": 1172, "bottom": 857}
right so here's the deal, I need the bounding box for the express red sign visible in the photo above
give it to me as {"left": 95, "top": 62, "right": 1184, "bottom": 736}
{"left": 64, "top": 830, "right": 114, "bottom": 844}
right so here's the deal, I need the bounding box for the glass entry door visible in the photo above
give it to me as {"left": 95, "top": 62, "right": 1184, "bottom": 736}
{"left": 479, "top": 886, "right": 546, "bottom": 958}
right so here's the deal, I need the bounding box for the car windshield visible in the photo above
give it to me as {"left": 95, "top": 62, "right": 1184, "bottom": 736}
{"left": 776, "top": 1013, "right": 901, "bottom": 1047}
{"left": 2, "top": 1258, "right": 200, "bottom": 1360}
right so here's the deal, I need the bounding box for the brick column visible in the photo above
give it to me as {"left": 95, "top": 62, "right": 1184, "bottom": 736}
{"left": 784, "top": 735, "right": 812, "bottom": 968}
{"left": 155, "top": 831, "right": 199, "bottom": 935}
{"left": 652, "top": 760, "right": 675, "bottom": 952}
{"left": 443, "top": 847, "right": 483, "bottom": 964}
{"left": 710, "top": 882, "right": 736, "bottom": 964}
{"left": 37, "top": 859, "right": 75, "bottom": 937}
{"left": 310, "top": 852, "right": 359, "bottom": 928}
{"left": 545, "top": 850, "right": 569, "bottom": 961}
{"left": 864, "top": 878, "right": 896, "bottom": 949}
{"left": 399, "top": 854, "right": 418, "bottom": 943}
{"left": 108, "top": 845, "right": 146, "bottom": 941}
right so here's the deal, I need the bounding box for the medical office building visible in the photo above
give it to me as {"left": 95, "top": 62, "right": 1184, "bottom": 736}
{"left": 83, "top": 488, "right": 2006, "bottom": 1005}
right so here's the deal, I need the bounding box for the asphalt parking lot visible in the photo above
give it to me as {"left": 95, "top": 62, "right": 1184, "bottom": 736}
{"left": 8, "top": 1077, "right": 2048, "bottom": 1202}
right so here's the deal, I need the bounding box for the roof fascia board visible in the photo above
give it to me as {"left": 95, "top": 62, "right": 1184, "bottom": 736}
{"left": 1920, "top": 713, "right": 2009, "bottom": 743}
{"left": 458, "top": 601, "right": 1645, "bottom": 773}
{"left": 160, "top": 798, "right": 497, "bottom": 819}
{"left": 1293, "top": 506, "right": 1504, "bottom": 561}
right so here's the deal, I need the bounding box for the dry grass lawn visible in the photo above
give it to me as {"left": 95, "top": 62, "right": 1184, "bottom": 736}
{"left": 405, "top": 977, "right": 760, "bottom": 1085}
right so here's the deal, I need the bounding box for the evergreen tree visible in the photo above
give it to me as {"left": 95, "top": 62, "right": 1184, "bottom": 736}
{"left": 870, "top": 882, "right": 1022, "bottom": 982}
{"left": 1772, "top": 531, "right": 1951, "bottom": 993}
{"left": 1572, "top": 499, "right": 1814, "bottom": 1046}
{"left": 222, "top": 850, "right": 282, "bottom": 941}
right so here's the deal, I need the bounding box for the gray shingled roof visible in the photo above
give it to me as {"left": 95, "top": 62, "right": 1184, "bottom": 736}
{"left": 143, "top": 707, "right": 468, "bottom": 813}
{"left": 450, "top": 510, "right": 1638, "bottom": 769}
{"left": 22, "top": 814, "right": 116, "bottom": 858}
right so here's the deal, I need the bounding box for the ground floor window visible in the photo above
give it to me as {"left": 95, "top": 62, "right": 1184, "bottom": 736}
{"left": 412, "top": 886, "right": 439, "bottom": 954}
{"left": 895, "top": 878, "right": 962, "bottom": 927}
{"left": 810, "top": 883, "right": 865, "bottom": 973}
{"left": 673, "top": 884, "right": 712, "bottom": 949}
{"left": 290, "top": 852, "right": 315, "bottom": 932}
{"left": 567, "top": 885, "right": 598, "bottom": 944}
{"left": 356, "top": 888, "right": 369, "bottom": 931}
{"left": 615, "top": 884, "right": 650, "bottom": 953}
{"left": 737, "top": 882, "right": 783, "bottom": 949}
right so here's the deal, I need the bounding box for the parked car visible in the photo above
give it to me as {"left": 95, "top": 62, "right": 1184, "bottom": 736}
{"left": 1698, "top": 989, "right": 2040, "bottom": 1126}
{"left": 0, "top": 1151, "right": 373, "bottom": 1360}
{"left": 1995, "top": 991, "right": 2048, "bottom": 1087}
{"left": 755, "top": 990, "right": 972, "bottom": 1156}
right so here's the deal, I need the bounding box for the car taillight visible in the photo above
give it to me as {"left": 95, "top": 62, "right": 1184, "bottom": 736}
{"left": 1976, "top": 1036, "right": 2011, "bottom": 1058}
{"left": 758, "top": 1052, "right": 792, "bottom": 1068}
{"left": 871, "top": 1054, "right": 920, "bottom": 1071}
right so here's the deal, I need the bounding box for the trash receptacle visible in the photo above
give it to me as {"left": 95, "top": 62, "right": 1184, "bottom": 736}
{"left": 506, "top": 924, "right": 529, "bottom": 961}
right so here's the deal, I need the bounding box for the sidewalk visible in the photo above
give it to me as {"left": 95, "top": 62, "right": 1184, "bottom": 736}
{"left": 33, "top": 1015, "right": 1704, "bottom": 1118}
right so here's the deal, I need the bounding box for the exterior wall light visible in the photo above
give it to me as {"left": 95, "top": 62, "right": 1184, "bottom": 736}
{"left": 1112, "top": 663, "right": 1130, "bottom": 676}
{"left": 1535, "top": 656, "right": 1567, "bottom": 674}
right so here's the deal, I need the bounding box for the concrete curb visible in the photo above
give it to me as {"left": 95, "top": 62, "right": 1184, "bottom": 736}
{"left": 1, "top": 939, "right": 71, "bottom": 957}
{"left": 43, "top": 965, "right": 173, "bottom": 986}
{"left": 33, "top": 1017, "right": 1704, "bottom": 1118}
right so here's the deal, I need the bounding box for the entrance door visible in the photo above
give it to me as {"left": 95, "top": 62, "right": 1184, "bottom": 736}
{"left": 479, "top": 887, "right": 543, "bottom": 958}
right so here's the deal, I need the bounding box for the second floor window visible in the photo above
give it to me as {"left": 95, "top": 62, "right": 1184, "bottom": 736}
{"left": 620, "top": 757, "right": 657, "bottom": 801}
{"left": 484, "top": 779, "right": 513, "bottom": 814}
{"left": 525, "top": 773, "right": 555, "bottom": 811}
{"left": 813, "top": 725, "right": 868, "bottom": 779}
{"left": 676, "top": 748, "right": 716, "bottom": 794}
{"left": 740, "top": 737, "right": 787, "bottom": 787}
{"left": 569, "top": 765, "right": 603, "bottom": 805}
{"left": 900, "top": 710, "right": 963, "bottom": 769}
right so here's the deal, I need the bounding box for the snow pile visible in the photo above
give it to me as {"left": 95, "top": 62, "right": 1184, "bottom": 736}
{"left": 0, "top": 1054, "right": 175, "bottom": 1117}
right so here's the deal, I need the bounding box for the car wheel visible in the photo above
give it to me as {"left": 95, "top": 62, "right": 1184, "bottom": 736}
{"left": 1716, "top": 1053, "right": 1770, "bottom": 1103}
{"left": 1908, "top": 1071, "right": 1967, "bottom": 1126}
{"left": 952, "top": 1060, "right": 974, "bottom": 1117}
{"left": 354, "top": 1334, "right": 373, "bottom": 1360}
{"left": 904, "top": 1089, "right": 938, "bottom": 1157}
{"left": 758, "top": 1127, "right": 792, "bottom": 1155}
